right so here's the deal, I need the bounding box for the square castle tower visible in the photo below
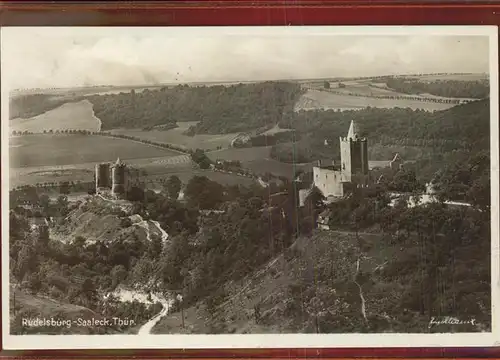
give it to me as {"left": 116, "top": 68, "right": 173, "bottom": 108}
{"left": 311, "top": 120, "right": 370, "bottom": 199}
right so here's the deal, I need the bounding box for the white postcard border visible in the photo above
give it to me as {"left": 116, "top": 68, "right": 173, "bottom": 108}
{"left": 2, "top": 25, "right": 499, "bottom": 350}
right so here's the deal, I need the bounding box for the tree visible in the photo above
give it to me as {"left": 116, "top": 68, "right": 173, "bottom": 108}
{"left": 323, "top": 81, "right": 331, "bottom": 89}
{"left": 185, "top": 176, "right": 224, "bottom": 210}
{"left": 37, "top": 225, "right": 50, "bottom": 249}
{"left": 15, "top": 243, "right": 38, "bottom": 281}
{"left": 304, "top": 186, "right": 325, "bottom": 213}
{"left": 56, "top": 195, "right": 69, "bottom": 216}
{"left": 59, "top": 181, "right": 70, "bottom": 195}
{"left": 467, "top": 173, "right": 490, "bottom": 211}
{"left": 127, "top": 185, "right": 145, "bottom": 202}
{"left": 389, "top": 169, "right": 423, "bottom": 193}
{"left": 80, "top": 278, "right": 98, "bottom": 308}
{"left": 110, "top": 265, "right": 128, "bottom": 288}
{"left": 148, "top": 235, "right": 163, "bottom": 260}
{"left": 39, "top": 194, "right": 51, "bottom": 214}
{"left": 190, "top": 149, "right": 212, "bottom": 169}
{"left": 166, "top": 175, "right": 182, "bottom": 200}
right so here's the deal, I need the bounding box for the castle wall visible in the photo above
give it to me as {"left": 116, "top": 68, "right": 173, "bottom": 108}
{"left": 313, "top": 166, "right": 344, "bottom": 197}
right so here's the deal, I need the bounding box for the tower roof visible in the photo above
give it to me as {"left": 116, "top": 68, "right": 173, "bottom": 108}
{"left": 347, "top": 120, "right": 359, "bottom": 140}
{"left": 116, "top": 157, "right": 121, "bottom": 165}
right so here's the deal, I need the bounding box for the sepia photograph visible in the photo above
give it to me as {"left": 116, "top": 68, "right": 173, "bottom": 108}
{"left": 1, "top": 26, "right": 499, "bottom": 349}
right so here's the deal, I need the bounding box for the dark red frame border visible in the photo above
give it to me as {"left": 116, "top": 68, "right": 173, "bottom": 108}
{"left": 0, "top": 1, "right": 500, "bottom": 26}
{"left": 1, "top": 0, "right": 499, "bottom": 358}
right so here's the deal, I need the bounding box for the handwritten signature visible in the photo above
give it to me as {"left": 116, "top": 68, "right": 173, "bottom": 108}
{"left": 428, "top": 316, "right": 477, "bottom": 329}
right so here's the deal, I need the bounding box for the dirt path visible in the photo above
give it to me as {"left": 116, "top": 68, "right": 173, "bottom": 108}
{"left": 354, "top": 258, "right": 368, "bottom": 324}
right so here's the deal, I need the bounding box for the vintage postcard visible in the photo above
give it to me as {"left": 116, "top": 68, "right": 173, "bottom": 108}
{"left": 1, "top": 26, "right": 499, "bottom": 350}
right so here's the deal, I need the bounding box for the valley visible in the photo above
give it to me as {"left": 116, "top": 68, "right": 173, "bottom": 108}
{"left": 7, "top": 73, "right": 492, "bottom": 335}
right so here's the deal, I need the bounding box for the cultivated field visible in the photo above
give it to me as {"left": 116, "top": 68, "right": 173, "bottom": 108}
{"left": 9, "top": 134, "right": 181, "bottom": 168}
{"left": 147, "top": 168, "right": 257, "bottom": 187}
{"left": 295, "top": 89, "right": 460, "bottom": 112}
{"left": 409, "top": 73, "right": 489, "bottom": 82}
{"left": 111, "top": 122, "right": 240, "bottom": 151}
{"left": 9, "top": 100, "right": 101, "bottom": 133}
{"left": 207, "top": 146, "right": 390, "bottom": 178}
{"left": 207, "top": 146, "right": 272, "bottom": 162}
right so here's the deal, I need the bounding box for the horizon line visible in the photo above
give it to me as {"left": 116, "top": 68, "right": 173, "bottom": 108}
{"left": 10, "top": 71, "right": 489, "bottom": 93}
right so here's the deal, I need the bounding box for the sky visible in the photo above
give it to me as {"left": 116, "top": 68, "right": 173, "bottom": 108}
{"left": 0, "top": 27, "right": 492, "bottom": 89}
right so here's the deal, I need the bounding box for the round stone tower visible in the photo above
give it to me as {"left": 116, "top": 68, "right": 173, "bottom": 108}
{"left": 95, "top": 163, "right": 111, "bottom": 192}
{"left": 111, "top": 158, "right": 127, "bottom": 198}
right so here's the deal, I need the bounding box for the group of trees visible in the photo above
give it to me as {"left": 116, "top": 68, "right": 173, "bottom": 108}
{"left": 432, "top": 150, "right": 490, "bottom": 210}
{"left": 190, "top": 149, "right": 212, "bottom": 169}
{"left": 386, "top": 78, "right": 489, "bottom": 99}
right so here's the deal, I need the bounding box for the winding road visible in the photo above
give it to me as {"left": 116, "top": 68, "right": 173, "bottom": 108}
{"left": 354, "top": 258, "right": 368, "bottom": 324}
{"left": 130, "top": 215, "right": 169, "bottom": 243}
{"left": 151, "top": 220, "right": 169, "bottom": 242}
{"left": 137, "top": 298, "right": 171, "bottom": 335}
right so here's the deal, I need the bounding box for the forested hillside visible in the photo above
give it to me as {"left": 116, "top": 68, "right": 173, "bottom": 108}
{"left": 154, "top": 158, "right": 491, "bottom": 334}
{"left": 272, "top": 99, "right": 489, "bottom": 176}
{"left": 10, "top": 142, "right": 491, "bottom": 334}
{"left": 10, "top": 94, "right": 82, "bottom": 119}
{"left": 87, "top": 82, "right": 304, "bottom": 132}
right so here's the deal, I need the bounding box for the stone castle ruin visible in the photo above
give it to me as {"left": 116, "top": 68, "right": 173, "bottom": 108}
{"left": 95, "top": 158, "right": 140, "bottom": 199}
{"left": 300, "top": 120, "right": 401, "bottom": 205}
{"left": 305, "top": 120, "right": 369, "bottom": 202}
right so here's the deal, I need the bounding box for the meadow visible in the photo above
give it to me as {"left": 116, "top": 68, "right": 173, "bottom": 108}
{"left": 111, "top": 122, "right": 240, "bottom": 151}
{"left": 9, "top": 134, "right": 180, "bottom": 168}
{"left": 8, "top": 158, "right": 258, "bottom": 190}
{"left": 9, "top": 100, "right": 101, "bottom": 133}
